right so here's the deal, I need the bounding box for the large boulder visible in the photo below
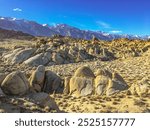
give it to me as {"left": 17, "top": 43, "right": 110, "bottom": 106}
{"left": 11, "top": 48, "right": 35, "bottom": 64}
{"left": 1, "top": 71, "right": 29, "bottom": 96}
{"left": 52, "top": 52, "right": 64, "bottom": 64}
{"left": 3, "top": 48, "right": 22, "bottom": 58}
{"left": 24, "top": 52, "right": 52, "bottom": 66}
{"left": 29, "top": 65, "right": 45, "bottom": 92}
{"left": 100, "top": 48, "right": 115, "bottom": 61}
{"left": 24, "top": 53, "right": 43, "bottom": 66}
{"left": 0, "top": 73, "right": 7, "bottom": 96}
{"left": 88, "top": 46, "right": 100, "bottom": 55}
{"left": 77, "top": 50, "right": 88, "bottom": 61}
{"left": 95, "top": 73, "right": 110, "bottom": 95}
{"left": 70, "top": 77, "right": 94, "bottom": 97}
{"left": 95, "top": 69, "right": 127, "bottom": 96}
{"left": 69, "top": 66, "right": 95, "bottom": 97}
{"left": 130, "top": 77, "right": 150, "bottom": 96}
{"left": 28, "top": 92, "right": 60, "bottom": 112}
{"left": 107, "top": 72, "right": 127, "bottom": 95}
{"left": 69, "top": 47, "right": 78, "bottom": 56}
{"left": 3, "top": 48, "right": 23, "bottom": 61}
{"left": 42, "top": 70, "right": 62, "bottom": 94}
{"left": 74, "top": 66, "right": 95, "bottom": 78}
{"left": 63, "top": 77, "right": 71, "bottom": 94}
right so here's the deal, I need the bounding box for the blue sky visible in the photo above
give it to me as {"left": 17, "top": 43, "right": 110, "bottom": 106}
{"left": 0, "top": 0, "right": 150, "bottom": 35}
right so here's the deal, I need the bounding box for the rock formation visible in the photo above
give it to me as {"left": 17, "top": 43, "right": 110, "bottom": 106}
{"left": 1, "top": 71, "right": 29, "bottom": 96}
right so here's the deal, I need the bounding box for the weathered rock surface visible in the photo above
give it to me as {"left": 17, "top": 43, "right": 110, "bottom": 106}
{"left": 100, "top": 48, "right": 116, "bottom": 61}
{"left": 43, "top": 70, "right": 62, "bottom": 94}
{"left": 1, "top": 71, "right": 29, "bottom": 96}
{"left": 63, "top": 77, "right": 71, "bottom": 94}
{"left": 3, "top": 48, "right": 23, "bottom": 59}
{"left": 69, "top": 66, "right": 95, "bottom": 96}
{"left": 52, "top": 52, "right": 64, "bottom": 64}
{"left": 64, "top": 66, "right": 127, "bottom": 97}
{"left": 24, "top": 53, "right": 51, "bottom": 66}
{"left": 74, "top": 66, "right": 95, "bottom": 78}
{"left": 95, "top": 69, "right": 128, "bottom": 96}
{"left": 11, "top": 48, "right": 35, "bottom": 64}
{"left": 70, "top": 77, "right": 94, "bottom": 96}
{"left": 29, "top": 65, "right": 45, "bottom": 92}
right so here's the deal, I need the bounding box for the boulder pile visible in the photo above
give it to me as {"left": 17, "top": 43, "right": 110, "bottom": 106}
{"left": 0, "top": 65, "right": 129, "bottom": 98}
{"left": 0, "top": 65, "right": 62, "bottom": 112}
{"left": 2, "top": 41, "right": 93, "bottom": 67}
{"left": 64, "top": 66, "right": 128, "bottom": 97}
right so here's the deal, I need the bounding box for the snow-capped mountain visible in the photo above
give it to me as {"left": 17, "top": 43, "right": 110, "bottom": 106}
{"left": 0, "top": 16, "right": 149, "bottom": 40}
{"left": 0, "top": 17, "right": 57, "bottom": 36}
{"left": 49, "top": 24, "right": 111, "bottom": 40}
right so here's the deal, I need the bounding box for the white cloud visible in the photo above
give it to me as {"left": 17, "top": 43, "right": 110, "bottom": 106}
{"left": 109, "top": 30, "right": 122, "bottom": 34}
{"left": 13, "top": 8, "right": 22, "bottom": 12}
{"left": 96, "top": 21, "right": 111, "bottom": 29}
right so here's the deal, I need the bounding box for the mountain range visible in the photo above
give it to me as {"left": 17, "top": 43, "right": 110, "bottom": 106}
{"left": 0, "top": 16, "right": 149, "bottom": 40}
{"left": 0, "top": 27, "right": 33, "bottom": 40}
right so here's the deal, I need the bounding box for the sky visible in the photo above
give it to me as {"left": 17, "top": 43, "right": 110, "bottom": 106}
{"left": 0, "top": 0, "right": 150, "bottom": 35}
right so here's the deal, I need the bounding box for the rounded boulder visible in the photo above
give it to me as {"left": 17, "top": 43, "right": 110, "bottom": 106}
{"left": 1, "top": 71, "right": 29, "bottom": 96}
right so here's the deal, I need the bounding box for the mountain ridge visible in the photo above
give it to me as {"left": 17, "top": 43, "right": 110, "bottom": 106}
{"left": 0, "top": 16, "right": 149, "bottom": 40}
{"left": 0, "top": 27, "right": 34, "bottom": 40}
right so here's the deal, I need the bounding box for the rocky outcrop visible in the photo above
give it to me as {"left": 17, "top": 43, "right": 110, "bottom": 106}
{"left": 43, "top": 70, "right": 62, "bottom": 94}
{"left": 63, "top": 66, "right": 128, "bottom": 97}
{"left": 66, "top": 66, "right": 95, "bottom": 97}
{"left": 74, "top": 66, "right": 95, "bottom": 78}
{"left": 52, "top": 52, "right": 64, "bottom": 64}
{"left": 95, "top": 69, "right": 128, "bottom": 96}
{"left": 24, "top": 53, "right": 51, "bottom": 66}
{"left": 100, "top": 48, "right": 116, "bottom": 61}
{"left": 3, "top": 48, "right": 23, "bottom": 61}
{"left": 1, "top": 71, "right": 29, "bottom": 96}
{"left": 29, "top": 65, "right": 63, "bottom": 94}
{"left": 70, "top": 77, "right": 94, "bottom": 97}
{"left": 2, "top": 36, "right": 150, "bottom": 68}
{"left": 63, "top": 77, "right": 71, "bottom": 94}
{"left": 11, "top": 48, "right": 35, "bottom": 64}
{"left": 29, "top": 65, "right": 45, "bottom": 92}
